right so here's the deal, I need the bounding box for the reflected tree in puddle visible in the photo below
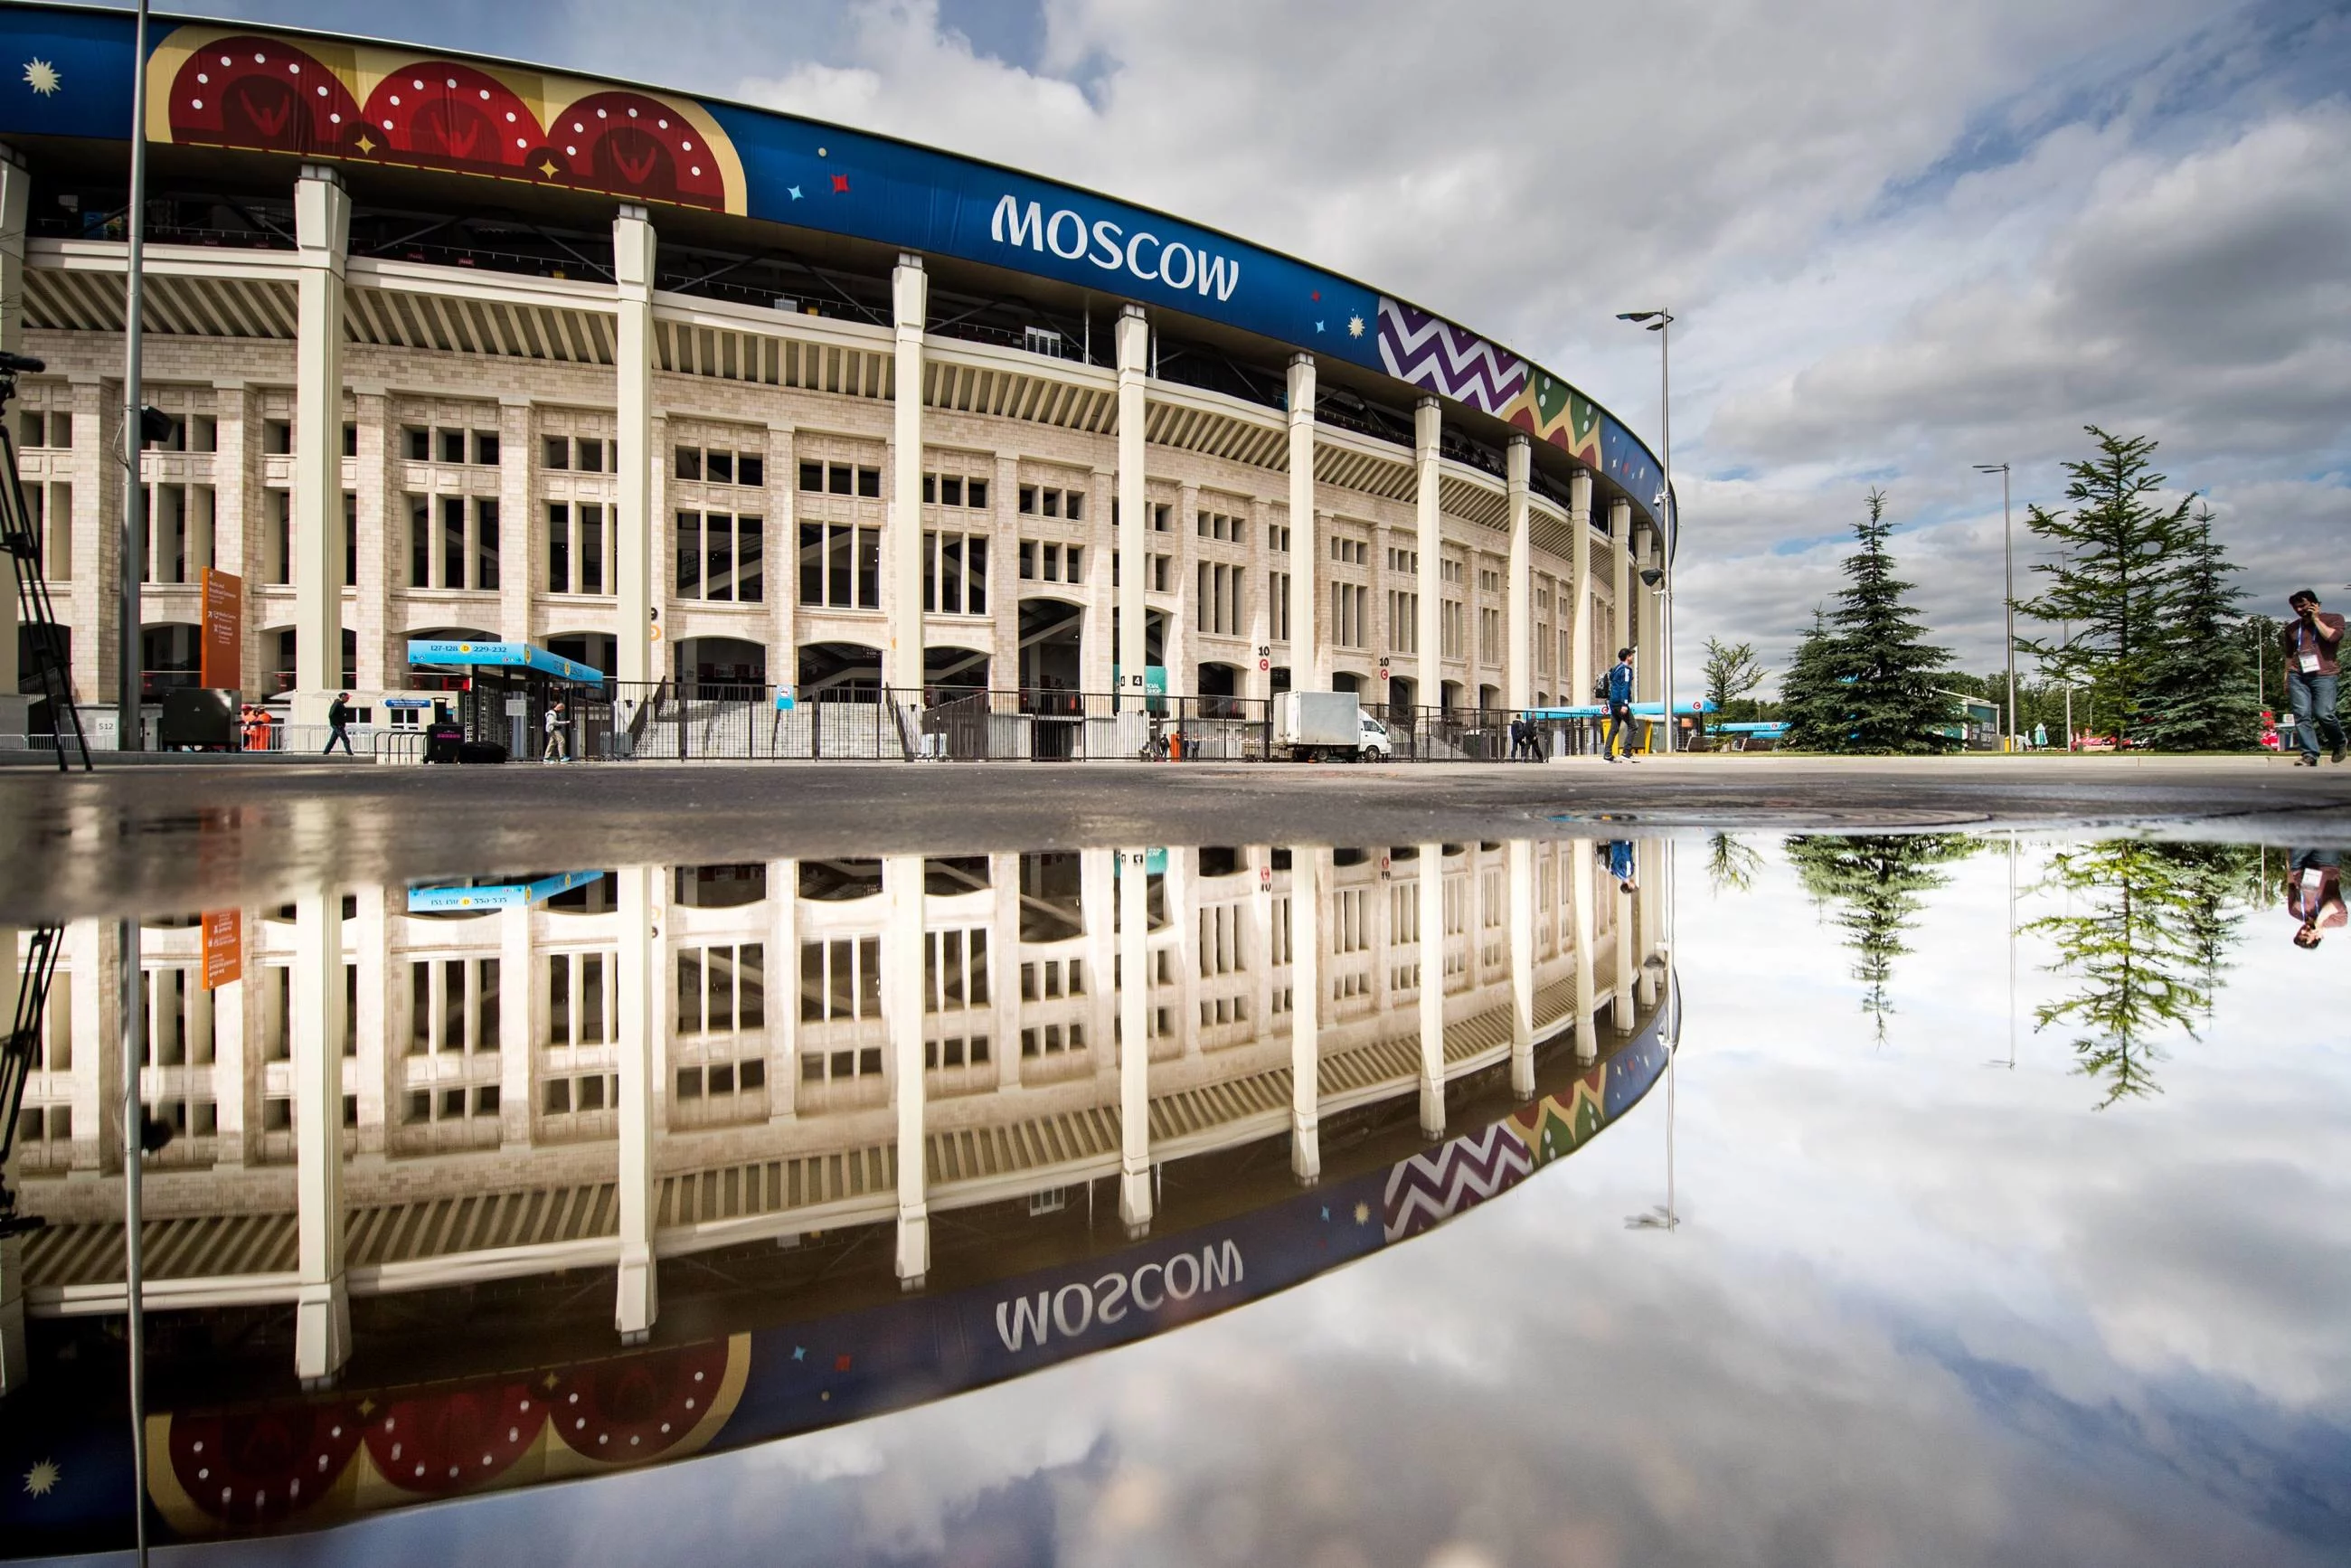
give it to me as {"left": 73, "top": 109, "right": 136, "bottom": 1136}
{"left": 1705, "top": 831, "right": 1766, "bottom": 895}
{"left": 2026, "top": 842, "right": 2263, "bottom": 1106}
{"left": 1785, "top": 834, "right": 1982, "bottom": 1038}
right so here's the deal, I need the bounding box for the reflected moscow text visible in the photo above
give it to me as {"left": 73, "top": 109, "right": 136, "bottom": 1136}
{"left": 0, "top": 838, "right": 1674, "bottom": 1558}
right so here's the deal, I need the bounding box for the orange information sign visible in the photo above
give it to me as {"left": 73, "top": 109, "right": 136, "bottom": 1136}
{"left": 201, "top": 909, "right": 241, "bottom": 990}
{"left": 199, "top": 568, "right": 242, "bottom": 690}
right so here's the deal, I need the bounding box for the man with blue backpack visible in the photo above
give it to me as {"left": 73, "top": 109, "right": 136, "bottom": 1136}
{"left": 1602, "top": 647, "right": 1638, "bottom": 762}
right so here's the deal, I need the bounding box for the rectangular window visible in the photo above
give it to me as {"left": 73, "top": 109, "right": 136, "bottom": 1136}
{"left": 473, "top": 430, "right": 499, "bottom": 467}
{"left": 798, "top": 522, "right": 881, "bottom": 609}
{"left": 439, "top": 428, "right": 467, "bottom": 465}
{"left": 409, "top": 496, "right": 430, "bottom": 589}
{"left": 578, "top": 438, "right": 605, "bottom": 473}
{"left": 827, "top": 464, "right": 853, "bottom": 496}
{"left": 707, "top": 449, "right": 733, "bottom": 485}
{"left": 543, "top": 435, "right": 570, "bottom": 470}
{"left": 856, "top": 466, "right": 882, "bottom": 498}
{"left": 921, "top": 531, "right": 987, "bottom": 615}
{"left": 580, "top": 504, "right": 604, "bottom": 593}
{"left": 675, "top": 446, "right": 702, "bottom": 481}
{"left": 475, "top": 498, "right": 499, "bottom": 590}
{"left": 801, "top": 460, "right": 826, "bottom": 493}
{"left": 548, "top": 501, "right": 571, "bottom": 593}
{"left": 441, "top": 496, "right": 467, "bottom": 588}
{"left": 405, "top": 426, "right": 430, "bottom": 461}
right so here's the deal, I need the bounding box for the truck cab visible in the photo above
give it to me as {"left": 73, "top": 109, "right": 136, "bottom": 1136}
{"left": 1356, "top": 713, "right": 1395, "bottom": 761}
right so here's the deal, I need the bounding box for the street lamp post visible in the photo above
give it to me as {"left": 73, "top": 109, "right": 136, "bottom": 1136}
{"left": 1618, "top": 309, "right": 1675, "bottom": 753}
{"left": 1974, "top": 463, "right": 2015, "bottom": 752}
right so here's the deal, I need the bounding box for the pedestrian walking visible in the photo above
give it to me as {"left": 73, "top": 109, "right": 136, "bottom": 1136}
{"left": 543, "top": 699, "right": 568, "bottom": 762}
{"left": 1507, "top": 714, "right": 1527, "bottom": 761}
{"left": 1602, "top": 647, "right": 1638, "bottom": 762}
{"left": 2286, "top": 847, "right": 2346, "bottom": 949}
{"left": 2282, "top": 590, "right": 2346, "bottom": 766}
{"left": 1603, "top": 839, "right": 1638, "bottom": 893}
{"left": 323, "top": 691, "right": 354, "bottom": 756}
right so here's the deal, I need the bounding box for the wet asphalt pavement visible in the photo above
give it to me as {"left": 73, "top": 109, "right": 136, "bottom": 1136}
{"left": 3, "top": 753, "right": 2348, "bottom": 923}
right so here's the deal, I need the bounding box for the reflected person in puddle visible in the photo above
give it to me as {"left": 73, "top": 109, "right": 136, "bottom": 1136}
{"left": 2286, "top": 847, "right": 2346, "bottom": 948}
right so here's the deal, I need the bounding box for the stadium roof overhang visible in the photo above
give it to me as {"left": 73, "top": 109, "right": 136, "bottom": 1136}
{"left": 0, "top": 0, "right": 1674, "bottom": 544}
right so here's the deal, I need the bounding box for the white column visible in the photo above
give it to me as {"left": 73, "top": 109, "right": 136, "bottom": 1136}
{"left": 887, "top": 257, "right": 928, "bottom": 695}
{"left": 292, "top": 891, "right": 348, "bottom": 1384}
{"left": 613, "top": 206, "right": 656, "bottom": 686}
{"left": 1414, "top": 399, "right": 1442, "bottom": 716}
{"left": 1508, "top": 838, "right": 1535, "bottom": 1098}
{"left": 290, "top": 167, "right": 348, "bottom": 717}
{"left": 1286, "top": 355, "right": 1321, "bottom": 691}
{"left": 0, "top": 148, "right": 26, "bottom": 720}
{"left": 1118, "top": 847, "right": 1152, "bottom": 1233}
{"left": 1506, "top": 441, "right": 1533, "bottom": 713}
{"left": 614, "top": 864, "right": 657, "bottom": 1339}
{"left": 1247, "top": 497, "right": 1273, "bottom": 704}
{"left": 1609, "top": 499, "right": 1632, "bottom": 700}
{"left": 885, "top": 854, "right": 929, "bottom": 1285}
{"left": 1417, "top": 841, "right": 1445, "bottom": 1139}
{"left": 1571, "top": 841, "right": 1599, "bottom": 1064}
{"left": 1568, "top": 468, "right": 1594, "bottom": 708}
{"left": 1612, "top": 865, "right": 1638, "bottom": 1032}
{"left": 1115, "top": 307, "right": 1148, "bottom": 703}
{"left": 1290, "top": 846, "right": 1324, "bottom": 1182}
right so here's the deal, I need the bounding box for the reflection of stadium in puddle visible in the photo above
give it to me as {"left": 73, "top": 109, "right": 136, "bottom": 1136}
{"left": 1, "top": 837, "right": 1673, "bottom": 1555}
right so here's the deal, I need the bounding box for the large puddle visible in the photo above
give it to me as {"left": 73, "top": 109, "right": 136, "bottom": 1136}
{"left": 3, "top": 832, "right": 2346, "bottom": 1565}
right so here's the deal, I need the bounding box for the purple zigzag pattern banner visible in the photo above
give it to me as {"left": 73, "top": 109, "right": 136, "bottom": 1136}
{"left": 1376, "top": 298, "right": 1528, "bottom": 416}
{"left": 1382, "top": 1122, "right": 1534, "bottom": 1242}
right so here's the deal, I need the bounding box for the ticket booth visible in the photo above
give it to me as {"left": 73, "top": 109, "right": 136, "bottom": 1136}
{"left": 404, "top": 639, "right": 606, "bottom": 763}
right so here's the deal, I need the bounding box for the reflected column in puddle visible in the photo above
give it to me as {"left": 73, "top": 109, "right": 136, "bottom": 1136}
{"left": 1417, "top": 841, "right": 1445, "bottom": 1139}
{"left": 885, "top": 854, "right": 930, "bottom": 1287}
{"left": 292, "top": 888, "right": 351, "bottom": 1384}
{"left": 1611, "top": 843, "right": 1638, "bottom": 1035}
{"left": 1119, "top": 848, "right": 1153, "bottom": 1235}
{"left": 1509, "top": 839, "right": 1535, "bottom": 1095}
{"left": 1291, "top": 845, "right": 1325, "bottom": 1183}
{"left": 616, "top": 864, "right": 659, "bottom": 1339}
{"left": 1570, "top": 837, "right": 1599, "bottom": 1065}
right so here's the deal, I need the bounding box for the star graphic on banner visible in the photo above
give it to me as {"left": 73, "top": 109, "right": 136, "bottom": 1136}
{"left": 831, "top": 174, "right": 849, "bottom": 194}
{"left": 787, "top": 185, "right": 803, "bottom": 200}
{"left": 1353, "top": 1202, "right": 1371, "bottom": 1225}
{"left": 1346, "top": 315, "right": 1364, "bottom": 339}
{"left": 1318, "top": 1205, "right": 1330, "bottom": 1222}
{"left": 537, "top": 157, "right": 559, "bottom": 178}
{"left": 357, "top": 1397, "right": 378, "bottom": 1417}
{"left": 790, "top": 1345, "right": 806, "bottom": 1361}
{"left": 23, "top": 58, "right": 59, "bottom": 96}
{"left": 23, "top": 1458, "right": 61, "bottom": 1497}
{"left": 354, "top": 132, "right": 377, "bottom": 156}
{"left": 1313, "top": 320, "right": 1326, "bottom": 334}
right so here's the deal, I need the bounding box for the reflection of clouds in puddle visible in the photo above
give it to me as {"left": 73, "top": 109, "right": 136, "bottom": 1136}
{"left": 141, "top": 835, "right": 2351, "bottom": 1567}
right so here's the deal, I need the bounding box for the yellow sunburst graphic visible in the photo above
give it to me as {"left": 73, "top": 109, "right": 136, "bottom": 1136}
{"left": 23, "top": 1457, "right": 61, "bottom": 1497}
{"left": 23, "top": 58, "right": 61, "bottom": 97}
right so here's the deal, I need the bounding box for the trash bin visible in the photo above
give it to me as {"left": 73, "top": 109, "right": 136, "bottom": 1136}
{"left": 425, "top": 723, "right": 465, "bottom": 764}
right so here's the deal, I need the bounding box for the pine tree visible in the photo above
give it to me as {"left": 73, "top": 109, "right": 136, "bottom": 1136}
{"left": 2016, "top": 428, "right": 2196, "bottom": 747}
{"left": 2139, "top": 504, "right": 2261, "bottom": 751}
{"left": 1823, "top": 488, "right": 1956, "bottom": 753}
{"left": 1780, "top": 607, "right": 1846, "bottom": 751}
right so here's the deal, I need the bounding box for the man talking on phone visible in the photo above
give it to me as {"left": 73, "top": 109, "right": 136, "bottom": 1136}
{"left": 2282, "top": 590, "right": 2346, "bottom": 767}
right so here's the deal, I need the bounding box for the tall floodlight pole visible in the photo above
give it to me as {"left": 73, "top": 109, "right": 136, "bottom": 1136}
{"left": 1618, "top": 309, "right": 1676, "bottom": 753}
{"left": 1975, "top": 463, "right": 2014, "bottom": 752}
{"left": 118, "top": 0, "right": 152, "bottom": 752}
{"left": 118, "top": 10, "right": 155, "bottom": 1567}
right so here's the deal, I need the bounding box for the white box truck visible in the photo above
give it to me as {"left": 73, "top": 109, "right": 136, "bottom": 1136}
{"left": 1274, "top": 691, "right": 1395, "bottom": 762}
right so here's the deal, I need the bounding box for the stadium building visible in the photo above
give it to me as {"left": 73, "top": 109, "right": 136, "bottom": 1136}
{"left": 0, "top": 3, "right": 1673, "bottom": 745}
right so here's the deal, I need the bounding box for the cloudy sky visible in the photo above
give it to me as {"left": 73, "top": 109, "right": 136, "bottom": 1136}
{"left": 112, "top": 0, "right": 2351, "bottom": 689}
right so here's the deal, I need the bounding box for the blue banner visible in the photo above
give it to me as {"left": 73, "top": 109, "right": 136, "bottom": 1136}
{"left": 405, "top": 639, "right": 605, "bottom": 683}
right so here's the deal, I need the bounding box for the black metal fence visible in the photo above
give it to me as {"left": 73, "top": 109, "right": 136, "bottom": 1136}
{"left": 581, "top": 683, "right": 1612, "bottom": 763}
